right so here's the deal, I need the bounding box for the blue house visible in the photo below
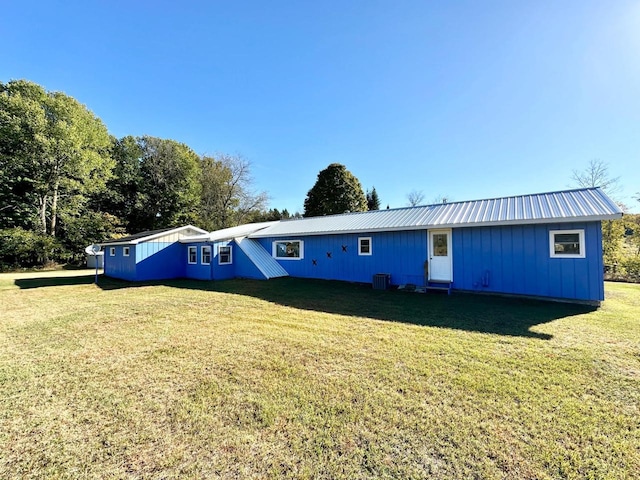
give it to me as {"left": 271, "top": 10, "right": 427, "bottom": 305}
{"left": 104, "top": 188, "right": 622, "bottom": 304}
{"left": 102, "top": 225, "right": 207, "bottom": 281}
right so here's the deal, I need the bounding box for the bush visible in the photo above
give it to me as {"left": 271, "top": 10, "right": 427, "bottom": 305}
{"left": 0, "top": 228, "right": 59, "bottom": 271}
{"left": 621, "top": 257, "right": 640, "bottom": 282}
{"left": 57, "top": 212, "right": 124, "bottom": 265}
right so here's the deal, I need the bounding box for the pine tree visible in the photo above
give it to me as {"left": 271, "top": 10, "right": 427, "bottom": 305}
{"left": 366, "top": 187, "right": 381, "bottom": 211}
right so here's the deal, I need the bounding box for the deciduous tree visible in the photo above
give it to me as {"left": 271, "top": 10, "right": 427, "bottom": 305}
{"left": 94, "top": 135, "right": 144, "bottom": 232}
{"left": 0, "top": 80, "right": 113, "bottom": 236}
{"left": 571, "top": 159, "right": 621, "bottom": 198}
{"left": 304, "top": 163, "right": 367, "bottom": 217}
{"left": 135, "top": 136, "right": 201, "bottom": 230}
{"left": 406, "top": 190, "right": 425, "bottom": 207}
{"left": 571, "top": 159, "right": 626, "bottom": 271}
{"left": 198, "top": 154, "right": 268, "bottom": 230}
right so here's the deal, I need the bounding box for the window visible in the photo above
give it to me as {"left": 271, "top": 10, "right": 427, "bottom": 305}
{"left": 218, "top": 245, "right": 232, "bottom": 265}
{"left": 109, "top": 247, "right": 115, "bottom": 257}
{"left": 550, "top": 229, "right": 585, "bottom": 258}
{"left": 358, "top": 237, "right": 372, "bottom": 256}
{"left": 123, "top": 247, "right": 130, "bottom": 257}
{"left": 201, "top": 246, "right": 211, "bottom": 265}
{"left": 188, "top": 246, "right": 197, "bottom": 264}
{"left": 432, "top": 233, "right": 448, "bottom": 256}
{"left": 272, "top": 240, "right": 303, "bottom": 260}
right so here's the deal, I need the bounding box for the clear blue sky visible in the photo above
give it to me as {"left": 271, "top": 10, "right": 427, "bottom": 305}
{"left": 2, "top": 1, "right": 639, "bottom": 213}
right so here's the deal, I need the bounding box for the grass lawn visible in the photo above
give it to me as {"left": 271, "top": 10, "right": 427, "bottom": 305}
{"left": 1, "top": 271, "right": 638, "bottom": 479}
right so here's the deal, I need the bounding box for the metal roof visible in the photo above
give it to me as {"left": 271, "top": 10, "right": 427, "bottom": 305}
{"left": 249, "top": 188, "right": 622, "bottom": 238}
{"left": 235, "top": 238, "right": 289, "bottom": 279}
{"left": 180, "top": 221, "right": 278, "bottom": 243}
{"left": 102, "top": 225, "right": 208, "bottom": 245}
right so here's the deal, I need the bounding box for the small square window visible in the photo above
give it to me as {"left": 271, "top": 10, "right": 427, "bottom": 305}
{"left": 272, "top": 240, "right": 303, "bottom": 260}
{"left": 358, "top": 237, "right": 372, "bottom": 256}
{"left": 201, "top": 246, "right": 211, "bottom": 265}
{"left": 109, "top": 247, "right": 115, "bottom": 257}
{"left": 219, "top": 246, "right": 232, "bottom": 265}
{"left": 549, "top": 230, "right": 585, "bottom": 258}
{"left": 123, "top": 247, "right": 130, "bottom": 257}
{"left": 188, "top": 246, "right": 197, "bottom": 264}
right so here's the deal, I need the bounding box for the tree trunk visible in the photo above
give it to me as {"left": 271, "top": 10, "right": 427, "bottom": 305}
{"left": 50, "top": 179, "right": 59, "bottom": 236}
{"left": 38, "top": 194, "right": 48, "bottom": 235}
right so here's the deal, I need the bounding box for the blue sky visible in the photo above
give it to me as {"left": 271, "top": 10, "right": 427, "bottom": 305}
{"left": 2, "top": 1, "right": 639, "bottom": 213}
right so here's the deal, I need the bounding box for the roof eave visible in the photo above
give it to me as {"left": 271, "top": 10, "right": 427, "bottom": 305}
{"left": 102, "top": 225, "right": 208, "bottom": 246}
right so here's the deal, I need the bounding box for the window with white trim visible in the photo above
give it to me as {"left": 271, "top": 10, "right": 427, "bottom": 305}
{"left": 109, "top": 247, "right": 115, "bottom": 256}
{"left": 188, "top": 246, "right": 197, "bottom": 264}
{"left": 358, "top": 237, "right": 372, "bottom": 256}
{"left": 218, "top": 245, "right": 232, "bottom": 265}
{"left": 123, "top": 247, "right": 130, "bottom": 257}
{"left": 201, "top": 246, "right": 211, "bottom": 265}
{"left": 272, "top": 240, "right": 303, "bottom": 259}
{"left": 549, "top": 229, "right": 585, "bottom": 258}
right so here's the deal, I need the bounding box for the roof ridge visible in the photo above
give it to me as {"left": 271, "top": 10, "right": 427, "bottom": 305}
{"left": 286, "top": 187, "right": 604, "bottom": 220}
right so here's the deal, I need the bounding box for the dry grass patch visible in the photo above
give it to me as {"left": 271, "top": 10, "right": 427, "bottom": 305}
{"left": 0, "top": 271, "right": 639, "bottom": 479}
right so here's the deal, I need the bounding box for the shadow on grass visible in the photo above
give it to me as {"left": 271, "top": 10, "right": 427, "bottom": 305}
{"left": 17, "top": 275, "right": 596, "bottom": 339}
{"left": 14, "top": 274, "right": 97, "bottom": 289}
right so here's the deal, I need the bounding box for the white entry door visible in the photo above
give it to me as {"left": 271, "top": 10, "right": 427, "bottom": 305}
{"left": 429, "top": 229, "right": 452, "bottom": 282}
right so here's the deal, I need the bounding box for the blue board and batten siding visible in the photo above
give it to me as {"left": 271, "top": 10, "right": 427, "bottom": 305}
{"left": 452, "top": 222, "right": 603, "bottom": 301}
{"left": 106, "top": 221, "right": 605, "bottom": 302}
{"left": 256, "top": 231, "right": 428, "bottom": 286}
{"left": 183, "top": 241, "right": 235, "bottom": 281}
{"left": 104, "top": 245, "right": 138, "bottom": 281}
{"left": 105, "top": 242, "right": 185, "bottom": 281}
{"left": 258, "top": 221, "right": 605, "bottom": 302}
{"left": 104, "top": 228, "right": 205, "bottom": 281}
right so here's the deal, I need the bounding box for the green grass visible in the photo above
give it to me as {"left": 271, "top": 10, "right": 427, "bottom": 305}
{"left": 1, "top": 271, "right": 638, "bottom": 479}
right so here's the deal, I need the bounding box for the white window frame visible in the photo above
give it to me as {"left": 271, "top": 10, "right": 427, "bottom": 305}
{"left": 123, "top": 246, "right": 130, "bottom": 257}
{"left": 188, "top": 246, "right": 197, "bottom": 264}
{"left": 272, "top": 240, "right": 304, "bottom": 260}
{"left": 218, "top": 245, "right": 232, "bottom": 265}
{"left": 201, "top": 246, "right": 212, "bottom": 265}
{"left": 358, "top": 237, "right": 372, "bottom": 256}
{"left": 109, "top": 247, "right": 116, "bottom": 257}
{"left": 549, "top": 229, "right": 585, "bottom": 259}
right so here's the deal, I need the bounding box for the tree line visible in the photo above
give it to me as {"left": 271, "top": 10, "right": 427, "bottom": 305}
{"left": 0, "top": 80, "right": 282, "bottom": 268}
{"left": 571, "top": 160, "right": 640, "bottom": 282}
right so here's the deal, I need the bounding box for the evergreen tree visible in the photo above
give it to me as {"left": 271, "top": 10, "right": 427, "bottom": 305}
{"left": 366, "top": 187, "right": 381, "bottom": 210}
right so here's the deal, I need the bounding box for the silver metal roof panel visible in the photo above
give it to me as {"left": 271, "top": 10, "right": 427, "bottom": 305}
{"left": 102, "top": 225, "right": 208, "bottom": 246}
{"left": 249, "top": 188, "right": 622, "bottom": 238}
{"left": 180, "top": 221, "right": 278, "bottom": 243}
{"left": 235, "top": 237, "right": 289, "bottom": 279}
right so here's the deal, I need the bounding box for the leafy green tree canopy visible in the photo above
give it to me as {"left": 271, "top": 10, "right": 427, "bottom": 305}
{"left": 136, "top": 136, "right": 201, "bottom": 230}
{"left": 303, "top": 163, "right": 367, "bottom": 217}
{"left": 94, "top": 135, "right": 144, "bottom": 232}
{"left": 0, "top": 79, "right": 113, "bottom": 236}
